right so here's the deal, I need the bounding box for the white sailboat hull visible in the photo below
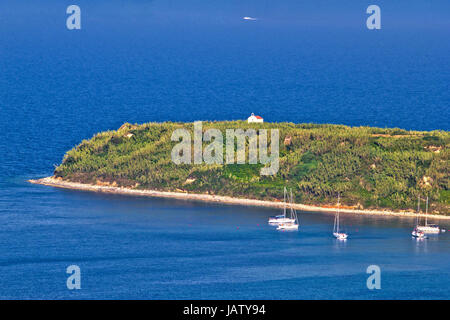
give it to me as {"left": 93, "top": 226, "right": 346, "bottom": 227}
{"left": 277, "top": 223, "right": 299, "bottom": 231}
{"left": 416, "top": 225, "right": 440, "bottom": 234}
{"left": 333, "top": 232, "right": 348, "bottom": 240}
{"left": 268, "top": 217, "right": 296, "bottom": 225}
{"left": 412, "top": 230, "right": 427, "bottom": 239}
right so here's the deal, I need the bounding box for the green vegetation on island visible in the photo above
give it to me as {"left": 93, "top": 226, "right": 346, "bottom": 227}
{"left": 54, "top": 121, "right": 449, "bottom": 215}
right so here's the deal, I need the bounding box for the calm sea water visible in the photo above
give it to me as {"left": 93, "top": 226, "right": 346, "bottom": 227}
{"left": 1, "top": 182, "right": 449, "bottom": 299}
{"left": 0, "top": 0, "right": 449, "bottom": 299}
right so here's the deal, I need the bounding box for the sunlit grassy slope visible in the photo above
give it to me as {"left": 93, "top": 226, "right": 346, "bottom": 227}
{"left": 54, "top": 121, "right": 449, "bottom": 214}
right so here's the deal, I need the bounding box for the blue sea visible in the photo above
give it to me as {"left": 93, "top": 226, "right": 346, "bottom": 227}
{"left": 0, "top": 0, "right": 449, "bottom": 299}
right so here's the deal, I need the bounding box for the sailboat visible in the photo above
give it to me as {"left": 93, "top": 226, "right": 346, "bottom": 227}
{"left": 268, "top": 187, "right": 296, "bottom": 225}
{"left": 333, "top": 195, "right": 348, "bottom": 240}
{"left": 416, "top": 196, "right": 440, "bottom": 234}
{"left": 412, "top": 196, "right": 427, "bottom": 239}
{"left": 277, "top": 189, "right": 299, "bottom": 231}
{"left": 411, "top": 228, "right": 426, "bottom": 239}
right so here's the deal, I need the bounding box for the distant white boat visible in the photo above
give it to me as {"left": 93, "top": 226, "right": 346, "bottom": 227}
{"left": 333, "top": 195, "right": 348, "bottom": 240}
{"left": 415, "top": 196, "right": 440, "bottom": 234}
{"left": 277, "top": 222, "right": 298, "bottom": 231}
{"left": 417, "top": 224, "right": 440, "bottom": 234}
{"left": 412, "top": 228, "right": 427, "bottom": 239}
{"left": 268, "top": 215, "right": 295, "bottom": 225}
{"left": 276, "top": 189, "right": 299, "bottom": 231}
{"left": 243, "top": 16, "right": 258, "bottom": 21}
{"left": 268, "top": 187, "right": 296, "bottom": 225}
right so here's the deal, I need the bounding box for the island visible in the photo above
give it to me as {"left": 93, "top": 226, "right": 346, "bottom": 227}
{"left": 30, "top": 121, "right": 449, "bottom": 218}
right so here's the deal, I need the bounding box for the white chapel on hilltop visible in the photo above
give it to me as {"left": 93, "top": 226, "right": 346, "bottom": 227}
{"left": 247, "top": 113, "right": 264, "bottom": 123}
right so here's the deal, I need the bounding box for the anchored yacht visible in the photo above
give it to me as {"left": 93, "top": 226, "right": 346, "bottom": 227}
{"left": 333, "top": 195, "right": 348, "bottom": 240}
{"left": 416, "top": 196, "right": 440, "bottom": 234}
{"left": 412, "top": 227, "right": 427, "bottom": 239}
{"left": 276, "top": 189, "right": 299, "bottom": 231}
{"left": 268, "top": 187, "right": 296, "bottom": 225}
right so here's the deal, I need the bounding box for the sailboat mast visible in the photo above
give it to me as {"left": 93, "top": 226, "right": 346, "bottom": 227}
{"left": 283, "top": 187, "right": 287, "bottom": 218}
{"left": 425, "top": 196, "right": 428, "bottom": 226}
{"left": 337, "top": 194, "right": 340, "bottom": 233}
{"left": 290, "top": 189, "right": 297, "bottom": 223}
{"left": 333, "top": 206, "right": 337, "bottom": 233}
{"left": 416, "top": 195, "right": 420, "bottom": 227}
{"left": 333, "top": 212, "right": 337, "bottom": 233}
{"left": 290, "top": 189, "right": 293, "bottom": 217}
